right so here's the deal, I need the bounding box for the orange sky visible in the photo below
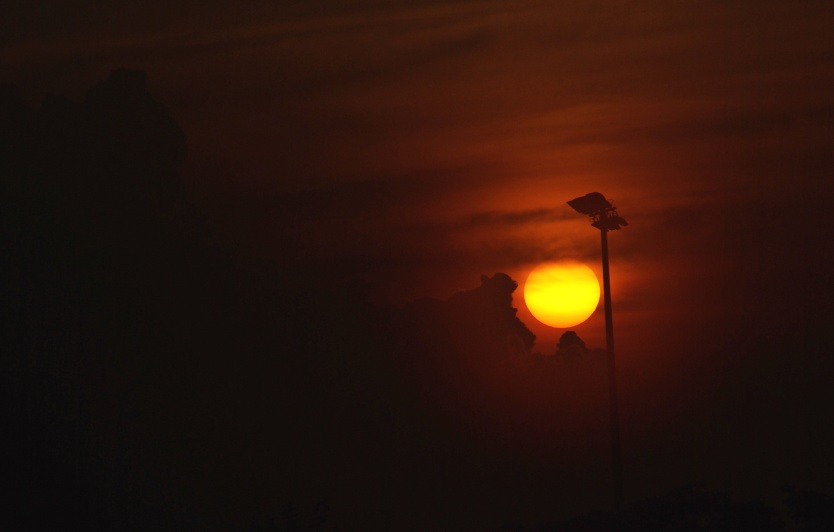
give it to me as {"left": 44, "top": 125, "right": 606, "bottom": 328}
{"left": 5, "top": 0, "right": 834, "bottom": 520}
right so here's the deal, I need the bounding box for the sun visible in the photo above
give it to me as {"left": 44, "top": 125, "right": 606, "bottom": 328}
{"left": 523, "top": 261, "right": 600, "bottom": 328}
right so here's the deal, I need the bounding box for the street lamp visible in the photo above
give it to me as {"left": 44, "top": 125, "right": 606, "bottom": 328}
{"left": 567, "top": 192, "right": 627, "bottom": 509}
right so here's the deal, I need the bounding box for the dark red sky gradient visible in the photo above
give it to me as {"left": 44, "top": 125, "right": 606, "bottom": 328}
{"left": 5, "top": 0, "right": 834, "bottom": 526}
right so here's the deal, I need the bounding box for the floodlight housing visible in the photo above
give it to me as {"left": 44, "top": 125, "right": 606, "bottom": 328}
{"left": 567, "top": 192, "right": 611, "bottom": 215}
{"left": 568, "top": 192, "right": 628, "bottom": 231}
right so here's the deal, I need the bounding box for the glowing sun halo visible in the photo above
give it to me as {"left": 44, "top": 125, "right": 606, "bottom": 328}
{"left": 524, "top": 261, "right": 601, "bottom": 328}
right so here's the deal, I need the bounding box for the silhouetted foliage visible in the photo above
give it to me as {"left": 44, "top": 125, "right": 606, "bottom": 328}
{"left": 391, "top": 272, "right": 534, "bottom": 361}
{"left": 384, "top": 273, "right": 536, "bottom": 413}
{"left": 556, "top": 331, "right": 589, "bottom": 357}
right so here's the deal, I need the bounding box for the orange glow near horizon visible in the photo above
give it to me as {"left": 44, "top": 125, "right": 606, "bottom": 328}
{"left": 523, "top": 261, "right": 601, "bottom": 329}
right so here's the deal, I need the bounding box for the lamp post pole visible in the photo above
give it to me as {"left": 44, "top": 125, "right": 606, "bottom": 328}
{"left": 567, "top": 192, "right": 627, "bottom": 510}
{"left": 601, "top": 227, "right": 624, "bottom": 510}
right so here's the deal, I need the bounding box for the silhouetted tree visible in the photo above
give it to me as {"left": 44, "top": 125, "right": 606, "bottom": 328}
{"left": 444, "top": 273, "right": 536, "bottom": 358}
{"left": 556, "top": 331, "right": 589, "bottom": 357}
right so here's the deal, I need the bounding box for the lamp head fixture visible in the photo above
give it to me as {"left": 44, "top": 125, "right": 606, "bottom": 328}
{"left": 568, "top": 192, "right": 628, "bottom": 231}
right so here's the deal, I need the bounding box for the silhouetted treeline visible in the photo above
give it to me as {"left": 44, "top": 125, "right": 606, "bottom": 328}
{"left": 555, "top": 331, "right": 588, "bottom": 357}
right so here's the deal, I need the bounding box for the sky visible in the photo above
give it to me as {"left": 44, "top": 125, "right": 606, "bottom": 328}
{"left": 4, "top": 0, "right": 834, "bottom": 528}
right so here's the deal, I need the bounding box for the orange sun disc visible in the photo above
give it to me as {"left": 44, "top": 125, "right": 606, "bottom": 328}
{"left": 523, "top": 261, "right": 600, "bottom": 328}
